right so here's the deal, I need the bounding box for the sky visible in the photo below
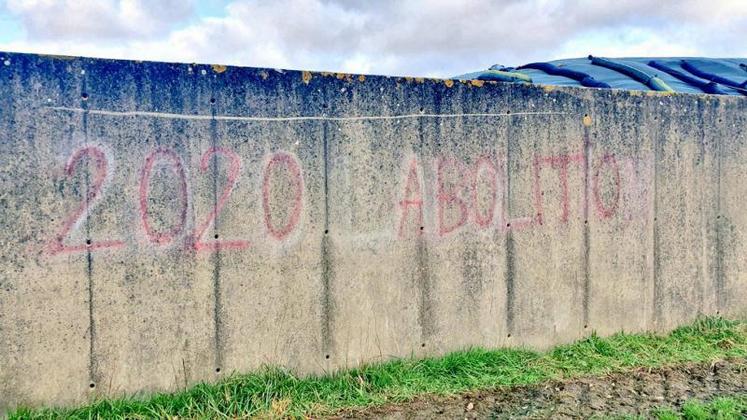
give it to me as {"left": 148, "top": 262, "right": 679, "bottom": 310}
{"left": 0, "top": 0, "right": 745, "bottom": 78}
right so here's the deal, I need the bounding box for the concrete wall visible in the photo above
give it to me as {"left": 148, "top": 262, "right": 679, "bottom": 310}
{"left": 0, "top": 52, "right": 745, "bottom": 411}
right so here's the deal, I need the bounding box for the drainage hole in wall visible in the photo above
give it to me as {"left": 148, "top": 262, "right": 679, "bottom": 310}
{"left": 419, "top": 226, "right": 424, "bottom": 231}
{"left": 506, "top": 223, "right": 511, "bottom": 228}
{"left": 215, "top": 368, "right": 221, "bottom": 373}
{"left": 584, "top": 324, "right": 588, "bottom": 329}
{"left": 324, "top": 229, "right": 329, "bottom": 235}
{"left": 81, "top": 92, "right": 89, "bottom": 100}
{"left": 86, "top": 239, "right": 91, "bottom": 245}
{"left": 506, "top": 110, "right": 511, "bottom": 115}
{"left": 421, "top": 343, "right": 425, "bottom": 348}
{"left": 507, "top": 333, "right": 512, "bottom": 338}
{"left": 89, "top": 383, "right": 95, "bottom": 389}
{"left": 210, "top": 98, "right": 216, "bottom": 104}
{"left": 214, "top": 234, "right": 219, "bottom": 239}
{"left": 325, "top": 354, "right": 330, "bottom": 359}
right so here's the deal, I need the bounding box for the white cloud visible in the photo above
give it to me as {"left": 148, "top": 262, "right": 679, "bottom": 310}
{"left": 5, "top": 0, "right": 194, "bottom": 40}
{"left": 1, "top": 0, "right": 745, "bottom": 77}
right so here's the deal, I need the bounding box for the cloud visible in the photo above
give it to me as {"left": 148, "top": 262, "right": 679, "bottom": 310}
{"left": 1, "top": 0, "right": 745, "bottom": 77}
{"left": 5, "top": 0, "right": 194, "bottom": 40}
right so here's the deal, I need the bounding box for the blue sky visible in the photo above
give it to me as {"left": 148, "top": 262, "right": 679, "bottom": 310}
{"left": 0, "top": 1, "right": 745, "bottom": 77}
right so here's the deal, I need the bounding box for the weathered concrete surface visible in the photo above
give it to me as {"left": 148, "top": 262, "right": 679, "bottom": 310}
{"left": 0, "top": 52, "right": 745, "bottom": 411}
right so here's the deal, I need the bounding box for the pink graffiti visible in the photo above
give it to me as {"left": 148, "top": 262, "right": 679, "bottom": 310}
{"left": 592, "top": 154, "right": 621, "bottom": 219}
{"left": 46, "top": 146, "right": 124, "bottom": 255}
{"left": 138, "top": 148, "right": 189, "bottom": 246}
{"left": 262, "top": 151, "right": 304, "bottom": 241}
{"left": 398, "top": 158, "right": 425, "bottom": 237}
{"left": 437, "top": 157, "right": 470, "bottom": 236}
{"left": 471, "top": 156, "right": 499, "bottom": 228}
{"left": 396, "top": 147, "right": 641, "bottom": 237}
{"left": 192, "top": 147, "right": 251, "bottom": 251}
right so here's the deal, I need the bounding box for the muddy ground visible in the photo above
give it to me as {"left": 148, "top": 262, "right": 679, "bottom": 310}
{"left": 332, "top": 358, "right": 746, "bottom": 419}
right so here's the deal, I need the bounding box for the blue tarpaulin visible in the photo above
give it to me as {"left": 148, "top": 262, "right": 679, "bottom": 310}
{"left": 456, "top": 57, "right": 747, "bottom": 96}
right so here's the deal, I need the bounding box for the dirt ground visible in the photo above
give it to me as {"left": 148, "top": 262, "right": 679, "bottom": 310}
{"left": 332, "top": 358, "right": 746, "bottom": 419}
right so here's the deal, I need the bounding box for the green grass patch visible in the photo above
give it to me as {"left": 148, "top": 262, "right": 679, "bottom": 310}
{"left": 10, "top": 317, "right": 747, "bottom": 419}
{"left": 617, "top": 395, "right": 747, "bottom": 420}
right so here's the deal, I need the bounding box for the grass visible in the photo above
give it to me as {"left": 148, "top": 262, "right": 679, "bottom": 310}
{"left": 654, "top": 395, "right": 747, "bottom": 419}
{"left": 608, "top": 395, "right": 747, "bottom": 419}
{"left": 10, "top": 317, "right": 747, "bottom": 419}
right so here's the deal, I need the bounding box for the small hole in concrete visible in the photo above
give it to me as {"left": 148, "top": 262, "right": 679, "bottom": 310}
{"left": 716, "top": 215, "right": 721, "bottom": 219}
{"left": 86, "top": 239, "right": 91, "bottom": 245}
{"left": 584, "top": 113, "right": 589, "bottom": 117}
{"left": 215, "top": 368, "right": 221, "bottom": 373}
{"left": 584, "top": 220, "right": 588, "bottom": 224}
{"left": 89, "top": 383, "right": 95, "bottom": 389}
{"left": 322, "top": 103, "right": 328, "bottom": 109}
{"left": 421, "top": 343, "right": 425, "bottom": 347}
{"left": 81, "top": 92, "right": 89, "bottom": 100}
{"left": 506, "top": 110, "right": 511, "bottom": 115}
{"left": 419, "top": 107, "right": 424, "bottom": 112}
{"left": 419, "top": 226, "right": 424, "bottom": 231}
{"left": 584, "top": 324, "right": 588, "bottom": 329}
{"left": 214, "top": 234, "right": 219, "bottom": 239}
{"left": 210, "top": 98, "right": 216, "bottom": 104}
{"left": 507, "top": 333, "right": 512, "bottom": 338}
{"left": 325, "top": 354, "right": 330, "bottom": 359}
{"left": 716, "top": 310, "right": 720, "bottom": 315}
{"left": 654, "top": 217, "right": 658, "bottom": 221}
{"left": 506, "top": 223, "right": 511, "bottom": 228}
{"left": 324, "top": 229, "right": 329, "bottom": 234}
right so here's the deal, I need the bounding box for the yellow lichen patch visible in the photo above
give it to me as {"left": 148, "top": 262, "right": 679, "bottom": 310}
{"left": 646, "top": 90, "right": 674, "bottom": 97}
{"left": 211, "top": 64, "right": 227, "bottom": 74}
{"left": 542, "top": 85, "right": 556, "bottom": 93}
{"left": 321, "top": 72, "right": 334, "bottom": 77}
{"left": 415, "top": 77, "right": 425, "bottom": 83}
{"left": 582, "top": 114, "right": 593, "bottom": 127}
{"left": 41, "top": 54, "right": 76, "bottom": 61}
{"left": 358, "top": 74, "right": 366, "bottom": 82}
{"left": 336, "top": 73, "right": 348, "bottom": 80}
{"left": 302, "top": 71, "right": 313, "bottom": 84}
{"left": 470, "top": 79, "right": 485, "bottom": 87}
{"left": 444, "top": 79, "right": 454, "bottom": 88}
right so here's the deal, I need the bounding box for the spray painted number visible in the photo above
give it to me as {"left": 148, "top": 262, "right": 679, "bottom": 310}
{"left": 46, "top": 146, "right": 125, "bottom": 255}
{"left": 262, "top": 152, "right": 304, "bottom": 240}
{"left": 138, "top": 148, "right": 189, "bottom": 246}
{"left": 192, "top": 147, "right": 250, "bottom": 251}
{"left": 45, "top": 147, "right": 303, "bottom": 256}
